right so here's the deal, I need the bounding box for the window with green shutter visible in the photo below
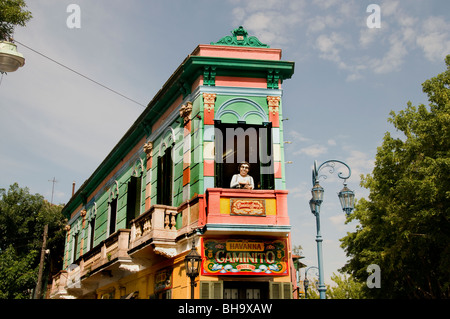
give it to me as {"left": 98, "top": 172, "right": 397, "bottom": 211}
{"left": 269, "top": 282, "right": 292, "bottom": 299}
{"left": 200, "top": 281, "right": 224, "bottom": 299}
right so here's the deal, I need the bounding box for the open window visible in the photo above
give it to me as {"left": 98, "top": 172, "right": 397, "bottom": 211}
{"left": 126, "top": 175, "right": 142, "bottom": 228}
{"left": 157, "top": 146, "right": 173, "bottom": 205}
{"left": 108, "top": 197, "right": 117, "bottom": 235}
{"left": 214, "top": 121, "right": 274, "bottom": 190}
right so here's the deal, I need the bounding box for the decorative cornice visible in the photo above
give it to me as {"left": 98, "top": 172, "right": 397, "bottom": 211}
{"left": 199, "top": 85, "right": 282, "bottom": 97}
{"left": 211, "top": 26, "right": 270, "bottom": 48}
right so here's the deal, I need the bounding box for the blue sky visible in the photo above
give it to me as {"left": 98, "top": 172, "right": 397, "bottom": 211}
{"left": 1, "top": 0, "right": 449, "bottom": 288}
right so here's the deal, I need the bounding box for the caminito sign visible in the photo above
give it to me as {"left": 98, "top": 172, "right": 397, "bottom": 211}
{"left": 201, "top": 239, "right": 288, "bottom": 276}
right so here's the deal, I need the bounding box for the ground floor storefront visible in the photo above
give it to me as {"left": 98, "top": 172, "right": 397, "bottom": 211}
{"left": 95, "top": 235, "right": 293, "bottom": 299}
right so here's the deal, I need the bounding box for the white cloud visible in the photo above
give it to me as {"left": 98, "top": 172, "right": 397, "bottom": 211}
{"left": 345, "top": 150, "right": 375, "bottom": 173}
{"left": 307, "top": 15, "right": 341, "bottom": 34}
{"left": 359, "top": 27, "right": 381, "bottom": 48}
{"left": 289, "top": 130, "right": 311, "bottom": 143}
{"left": 417, "top": 16, "right": 450, "bottom": 62}
{"left": 369, "top": 34, "right": 408, "bottom": 73}
{"left": 381, "top": 0, "right": 400, "bottom": 17}
{"left": 230, "top": 0, "right": 306, "bottom": 48}
{"left": 329, "top": 214, "right": 347, "bottom": 231}
{"left": 294, "top": 144, "right": 328, "bottom": 157}
{"left": 312, "top": 0, "right": 339, "bottom": 10}
{"left": 289, "top": 182, "right": 310, "bottom": 200}
{"left": 229, "top": 0, "right": 450, "bottom": 79}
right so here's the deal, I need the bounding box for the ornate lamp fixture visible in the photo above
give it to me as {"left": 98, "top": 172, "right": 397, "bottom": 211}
{"left": 184, "top": 238, "right": 201, "bottom": 299}
{"left": 311, "top": 181, "right": 324, "bottom": 205}
{"left": 338, "top": 183, "right": 356, "bottom": 216}
{"left": 0, "top": 40, "right": 25, "bottom": 73}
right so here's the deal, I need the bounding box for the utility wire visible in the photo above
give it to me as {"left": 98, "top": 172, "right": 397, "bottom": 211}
{"left": 14, "top": 40, "right": 147, "bottom": 108}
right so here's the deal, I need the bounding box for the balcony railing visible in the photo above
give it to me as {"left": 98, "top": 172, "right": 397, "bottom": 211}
{"left": 50, "top": 204, "right": 185, "bottom": 298}
{"left": 49, "top": 271, "right": 69, "bottom": 299}
{"left": 129, "top": 204, "right": 179, "bottom": 255}
{"left": 80, "top": 229, "right": 131, "bottom": 279}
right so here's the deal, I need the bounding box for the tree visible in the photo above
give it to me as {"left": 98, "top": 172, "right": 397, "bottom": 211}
{"left": 0, "top": 0, "right": 32, "bottom": 41}
{"left": 0, "top": 183, "right": 65, "bottom": 299}
{"left": 340, "top": 55, "right": 450, "bottom": 298}
{"left": 326, "top": 273, "right": 365, "bottom": 299}
{"left": 302, "top": 273, "right": 364, "bottom": 299}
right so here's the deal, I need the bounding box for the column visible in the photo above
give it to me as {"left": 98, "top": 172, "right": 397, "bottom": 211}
{"left": 267, "top": 96, "right": 283, "bottom": 187}
{"left": 202, "top": 93, "right": 216, "bottom": 191}
{"left": 143, "top": 141, "right": 153, "bottom": 210}
{"left": 180, "top": 102, "right": 193, "bottom": 202}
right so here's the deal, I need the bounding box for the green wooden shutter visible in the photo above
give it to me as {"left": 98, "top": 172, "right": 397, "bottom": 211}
{"left": 200, "top": 281, "right": 223, "bottom": 299}
{"left": 126, "top": 177, "right": 137, "bottom": 228}
{"left": 283, "top": 282, "right": 292, "bottom": 299}
{"left": 269, "top": 282, "right": 292, "bottom": 299}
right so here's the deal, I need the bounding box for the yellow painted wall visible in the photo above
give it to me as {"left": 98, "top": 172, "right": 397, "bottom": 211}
{"left": 96, "top": 252, "right": 194, "bottom": 299}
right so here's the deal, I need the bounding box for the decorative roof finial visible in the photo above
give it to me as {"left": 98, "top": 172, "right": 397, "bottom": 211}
{"left": 211, "top": 26, "right": 270, "bottom": 48}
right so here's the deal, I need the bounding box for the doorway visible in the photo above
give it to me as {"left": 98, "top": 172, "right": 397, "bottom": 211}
{"left": 223, "top": 281, "right": 269, "bottom": 299}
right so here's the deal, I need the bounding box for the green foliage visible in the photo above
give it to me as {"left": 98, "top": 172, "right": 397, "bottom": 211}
{"left": 302, "top": 273, "right": 365, "bottom": 299}
{"left": 340, "top": 55, "right": 450, "bottom": 298}
{"left": 326, "top": 273, "right": 365, "bottom": 299}
{"left": 0, "top": 245, "right": 38, "bottom": 299}
{"left": 0, "top": 183, "right": 65, "bottom": 299}
{"left": 0, "top": 0, "right": 32, "bottom": 40}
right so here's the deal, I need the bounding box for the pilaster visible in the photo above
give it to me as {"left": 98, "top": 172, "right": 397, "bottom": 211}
{"left": 143, "top": 141, "right": 154, "bottom": 210}
{"left": 267, "top": 96, "right": 281, "bottom": 128}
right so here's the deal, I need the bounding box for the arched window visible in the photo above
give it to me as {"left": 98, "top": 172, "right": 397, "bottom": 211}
{"left": 214, "top": 98, "right": 274, "bottom": 189}
{"left": 126, "top": 161, "right": 144, "bottom": 228}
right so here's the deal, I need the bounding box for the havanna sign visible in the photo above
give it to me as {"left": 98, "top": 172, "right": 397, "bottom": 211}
{"left": 201, "top": 239, "right": 288, "bottom": 276}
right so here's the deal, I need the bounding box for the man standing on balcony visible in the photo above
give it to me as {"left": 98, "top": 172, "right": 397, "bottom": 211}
{"left": 230, "top": 162, "right": 254, "bottom": 190}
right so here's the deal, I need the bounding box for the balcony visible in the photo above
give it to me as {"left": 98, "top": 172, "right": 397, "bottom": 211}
{"left": 50, "top": 203, "right": 192, "bottom": 298}
{"left": 52, "top": 229, "right": 133, "bottom": 298}
{"left": 128, "top": 204, "right": 180, "bottom": 258}
{"left": 203, "top": 188, "right": 290, "bottom": 236}
{"left": 49, "top": 271, "right": 70, "bottom": 299}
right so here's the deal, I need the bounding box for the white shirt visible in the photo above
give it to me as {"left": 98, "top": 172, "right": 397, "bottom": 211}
{"left": 230, "top": 174, "right": 254, "bottom": 189}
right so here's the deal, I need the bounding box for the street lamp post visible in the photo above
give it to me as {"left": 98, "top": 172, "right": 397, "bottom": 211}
{"left": 184, "top": 237, "right": 202, "bottom": 299}
{"left": 309, "top": 160, "right": 355, "bottom": 299}
{"left": 303, "top": 266, "right": 319, "bottom": 299}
